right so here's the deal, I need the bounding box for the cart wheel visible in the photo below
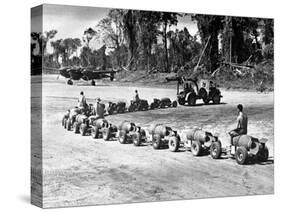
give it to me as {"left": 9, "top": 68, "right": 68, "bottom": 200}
{"left": 257, "top": 146, "right": 269, "bottom": 162}
{"left": 80, "top": 123, "right": 87, "bottom": 136}
{"left": 73, "top": 122, "right": 79, "bottom": 134}
{"left": 191, "top": 140, "right": 202, "bottom": 156}
{"left": 102, "top": 128, "right": 111, "bottom": 141}
{"left": 118, "top": 131, "right": 127, "bottom": 144}
{"left": 210, "top": 141, "right": 222, "bottom": 159}
{"left": 235, "top": 146, "right": 248, "bottom": 165}
{"left": 91, "top": 126, "right": 99, "bottom": 139}
{"left": 168, "top": 136, "right": 179, "bottom": 152}
{"left": 66, "top": 119, "right": 72, "bottom": 131}
{"left": 132, "top": 132, "right": 142, "bottom": 146}
{"left": 152, "top": 134, "right": 161, "bottom": 149}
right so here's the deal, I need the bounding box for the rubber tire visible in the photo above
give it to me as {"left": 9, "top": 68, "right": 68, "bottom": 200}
{"left": 178, "top": 98, "right": 185, "bottom": 105}
{"left": 118, "top": 131, "right": 127, "bottom": 144}
{"left": 210, "top": 141, "right": 222, "bottom": 159}
{"left": 73, "top": 122, "right": 80, "bottom": 134}
{"left": 152, "top": 134, "right": 162, "bottom": 149}
{"left": 191, "top": 140, "right": 202, "bottom": 156}
{"left": 168, "top": 136, "right": 179, "bottom": 152}
{"left": 67, "top": 79, "right": 73, "bottom": 85}
{"left": 213, "top": 94, "right": 221, "bottom": 104}
{"left": 203, "top": 98, "right": 209, "bottom": 104}
{"left": 257, "top": 146, "right": 269, "bottom": 162}
{"left": 64, "top": 119, "right": 67, "bottom": 129}
{"left": 62, "top": 117, "right": 65, "bottom": 126}
{"left": 66, "top": 119, "right": 72, "bottom": 131}
{"left": 235, "top": 146, "right": 248, "bottom": 165}
{"left": 132, "top": 132, "right": 142, "bottom": 146}
{"left": 187, "top": 93, "right": 196, "bottom": 106}
{"left": 80, "top": 123, "right": 87, "bottom": 136}
{"left": 91, "top": 126, "right": 99, "bottom": 139}
{"left": 102, "top": 128, "right": 111, "bottom": 141}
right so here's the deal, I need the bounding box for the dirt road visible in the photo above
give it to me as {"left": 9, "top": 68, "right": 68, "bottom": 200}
{"left": 32, "top": 76, "right": 274, "bottom": 208}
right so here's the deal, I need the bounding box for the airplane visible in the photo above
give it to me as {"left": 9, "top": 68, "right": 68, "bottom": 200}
{"left": 59, "top": 66, "right": 119, "bottom": 86}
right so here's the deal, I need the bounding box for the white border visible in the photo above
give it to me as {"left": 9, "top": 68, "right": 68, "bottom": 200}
{"left": 0, "top": 0, "right": 279, "bottom": 211}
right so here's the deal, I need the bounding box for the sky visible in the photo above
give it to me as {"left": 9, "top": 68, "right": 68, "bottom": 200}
{"left": 33, "top": 4, "right": 199, "bottom": 54}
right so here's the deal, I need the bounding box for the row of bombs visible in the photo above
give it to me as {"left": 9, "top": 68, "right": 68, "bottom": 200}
{"left": 62, "top": 113, "right": 269, "bottom": 165}
{"left": 106, "top": 97, "right": 178, "bottom": 115}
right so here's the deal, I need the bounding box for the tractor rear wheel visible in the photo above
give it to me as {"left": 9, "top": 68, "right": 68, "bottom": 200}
{"left": 187, "top": 93, "right": 196, "bottom": 106}
{"left": 213, "top": 94, "right": 221, "bottom": 104}
{"left": 168, "top": 136, "right": 179, "bottom": 152}
{"left": 235, "top": 146, "right": 248, "bottom": 165}
{"left": 132, "top": 132, "right": 142, "bottom": 146}
{"left": 210, "top": 141, "right": 222, "bottom": 159}
{"left": 152, "top": 134, "right": 161, "bottom": 149}
{"left": 191, "top": 140, "right": 202, "bottom": 156}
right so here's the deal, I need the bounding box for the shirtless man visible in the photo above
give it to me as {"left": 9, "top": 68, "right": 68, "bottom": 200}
{"left": 229, "top": 104, "right": 248, "bottom": 153}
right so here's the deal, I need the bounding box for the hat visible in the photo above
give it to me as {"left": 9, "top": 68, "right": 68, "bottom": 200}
{"left": 97, "top": 98, "right": 101, "bottom": 102}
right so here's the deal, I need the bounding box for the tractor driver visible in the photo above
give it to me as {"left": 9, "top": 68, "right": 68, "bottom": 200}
{"left": 92, "top": 98, "right": 105, "bottom": 119}
{"left": 229, "top": 104, "right": 248, "bottom": 149}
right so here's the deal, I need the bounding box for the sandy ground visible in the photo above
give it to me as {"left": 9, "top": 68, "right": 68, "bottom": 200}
{"left": 31, "top": 75, "right": 274, "bottom": 208}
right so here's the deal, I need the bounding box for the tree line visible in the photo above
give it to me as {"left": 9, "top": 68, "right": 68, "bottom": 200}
{"left": 31, "top": 9, "right": 273, "bottom": 75}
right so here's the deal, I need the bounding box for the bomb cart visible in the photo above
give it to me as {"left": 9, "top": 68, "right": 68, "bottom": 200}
{"left": 117, "top": 121, "right": 146, "bottom": 146}
{"left": 147, "top": 124, "right": 180, "bottom": 152}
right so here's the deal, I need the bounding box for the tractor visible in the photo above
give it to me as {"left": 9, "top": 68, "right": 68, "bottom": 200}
{"left": 65, "top": 107, "right": 81, "bottom": 131}
{"left": 117, "top": 121, "right": 146, "bottom": 146}
{"left": 147, "top": 124, "right": 180, "bottom": 152}
{"left": 128, "top": 99, "right": 149, "bottom": 112}
{"left": 150, "top": 98, "right": 177, "bottom": 109}
{"left": 183, "top": 128, "right": 222, "bottom": 159}
{"left": 212, "top": 134, "right": 269, "bottom": 165}
{"left": 166, "top": 76, "right": 222, "bottom": 106}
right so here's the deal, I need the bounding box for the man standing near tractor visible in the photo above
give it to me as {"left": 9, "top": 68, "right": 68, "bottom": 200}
{"left": 229, "top": 104, "right": 248, "bottom": 154}
{"left": 93, "top": 97, "right": 105, "bottom": 119}
{"left": 134, "top": 90, "right": 140, "bottom": 103}
{"left": 78, "top": 91, "right": 87, "bottom": 109}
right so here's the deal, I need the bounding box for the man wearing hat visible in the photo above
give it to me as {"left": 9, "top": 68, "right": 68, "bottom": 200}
{"left": 229, "top": 104, "right": 248, "bottom": 154}
{"left": 78, "top": 91, "right": 87, "bottom": 109}
{"left": 92, "top": 97, "right": 105, "bottom": 119}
